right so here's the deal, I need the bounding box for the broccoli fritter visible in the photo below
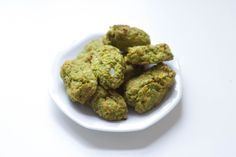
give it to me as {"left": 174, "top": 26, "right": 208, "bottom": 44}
{"left": 77, "top": 38, "right": 104, "bottom": 60}
{"left": 91, "top": 45, "right": 125, "bottom": 89}
{"left": 126, "top": 43, "right": 173, "bottom": 64}
{"left": 83, "top": 38, "right": 104, "bottom": 53}
{"left": 60, "top": 59, "right": 97, "bottom": 104}
{"left": 90, "top": 86, "right": 128, "bottom": 121}
{"left": 124, "top": 63, "right": 175, "bottom": 113}
{"left": 103, "top": 25, "right": 150, "bottom": 51}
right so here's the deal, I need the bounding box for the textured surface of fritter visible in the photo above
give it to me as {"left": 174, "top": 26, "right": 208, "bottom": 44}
{"left": 77, "top": 38, "right": 104, "bottom": 60}
{"left": 126, "top": 43, "right": 173, "bottom": 64}
{"left": 124, "top": 63, "right": 175, "bottom": 113}
{"left": 83, "top": 38, "right": 104, "bottom": 53}
{"left": 103, "top": 25, "right": 150, "bottom": 51}
{"left": 76, "top": 52, "right": 93, "bottom": 63}
{"left": 90, "top": 86, "right": 128, "bottom": 121}
{"left": 91, "top": 45, "right": 125, "bottom": 89}
{"left": 60, "top": 59, "right": 97, "bottom": 104}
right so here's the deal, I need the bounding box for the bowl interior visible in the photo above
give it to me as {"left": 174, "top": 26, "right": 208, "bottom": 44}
{"left": 49, "top": 34, "right": 182, "bottom": 132}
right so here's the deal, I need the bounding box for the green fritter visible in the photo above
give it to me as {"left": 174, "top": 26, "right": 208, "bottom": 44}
{"left": 126, "top": 43, "right": 173, "bottom": 64}
{"left": 77, "top": 38, "right": 104, "bottom": 58}
{"left": 91, "top": 45, "right": 125, "bottom": 89}
{"left": 90, "top": 86, "right": 128, "bottom": 121}
{"left": 103, "top": 25, "right": 151, "bottom": 51}
{"left": 124, "top": 63, "right": 176, "bottom": 113}
{"left": 60, "top": 59, "right": 97, "bottom": 104}
{"left": 83, "top": 38, "right": 104, "bottom": 53}
{"left": 76, "top": 38, "right": 104, "bottom": 64}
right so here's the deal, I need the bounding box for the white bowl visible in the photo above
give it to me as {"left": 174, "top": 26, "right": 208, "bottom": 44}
{"left": 49, "top": 34, "right": 183, "bottom": 132}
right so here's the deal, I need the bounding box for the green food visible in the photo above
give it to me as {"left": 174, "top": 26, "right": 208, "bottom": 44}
{"left": 124, "top": 63, "right": 176, "bottom": 113}
{"left": 76, "top": 52, "right": 93, "bottom": 63}
{"left": 126, "top": 44, "right": 173, "bottom": 64}
{"left": 60, "top": 59, "right": 97, "bottom": 104}
{"left": 103, "top": 25, "right": 151, "bottom": 51}
{"left": 83, "top": 38, "right": 104, "bottom": 54}
{"left": 124, "top": 56, "right": 144, "bottom": 81}
{"left": 77, "top": 38, "right": 104, "bottom": 60}
{"left": 90, "top": 86, "right": 128, "bottom": 121}
{"left": 60, "top": 24, "right": 176, "bottom": 121}
{"left": 91, "top": 45, "right": 125, "bottom": 89}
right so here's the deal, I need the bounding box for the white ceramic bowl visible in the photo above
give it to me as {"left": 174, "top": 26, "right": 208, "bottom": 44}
{"left": 49, "top": 34, "right": 183, "bottom": 132}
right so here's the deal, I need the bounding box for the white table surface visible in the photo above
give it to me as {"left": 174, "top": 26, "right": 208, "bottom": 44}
{"left": 0, "top": 0, "right": 235, "bottom": 156}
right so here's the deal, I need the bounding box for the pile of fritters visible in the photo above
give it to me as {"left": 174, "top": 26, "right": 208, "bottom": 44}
{"left": 60, "top": 25, "right": 175, "bottom": 121}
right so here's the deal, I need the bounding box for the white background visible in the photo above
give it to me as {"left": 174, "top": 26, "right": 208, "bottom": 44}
{"left": 0, "top": 0, "right": 236, "bottom": 156}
